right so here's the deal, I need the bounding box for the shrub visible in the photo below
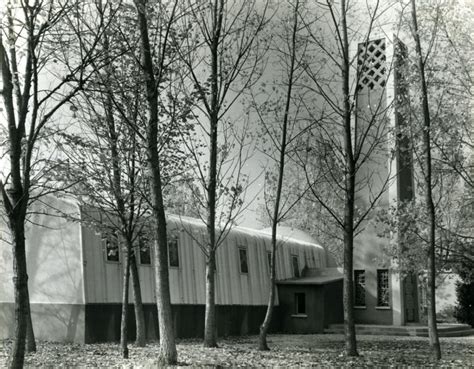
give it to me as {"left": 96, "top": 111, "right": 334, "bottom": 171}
{"left": 437, "top": 305, "right": 457, "bottom": 323}
{"left": 453, "top": 280, "right": 474, "bottom": 327}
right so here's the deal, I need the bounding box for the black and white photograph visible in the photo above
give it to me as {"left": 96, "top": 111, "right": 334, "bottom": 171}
{"left": 0, "top": 0, "right": 472, "bottom": 367}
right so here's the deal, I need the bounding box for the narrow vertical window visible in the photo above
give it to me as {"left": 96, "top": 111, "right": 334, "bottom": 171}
{"left": 168, "top": 237, "right": 179, "bottom": 268}
{"left": 103, "top": 231, "right": 119, "bottom": 262}
{"left": 239, "top": 247, "right": 248, "bottom": 274}
{"left": 295, "top": 293, "right": 306, "bottom": 315}
{"left": 377, "top": 269, "right": 390, "bottom": 307}
{"left": 292, "top": 255, "right": 300, "bottom": 278}
{"left": 267, "top": 251, "right": 272, "bottom": 273}
{"left": 354, "top": 270, "right": 366, "bottom": 307}
{"left": 138, "top": 235, "right": 151, "bottom": 265}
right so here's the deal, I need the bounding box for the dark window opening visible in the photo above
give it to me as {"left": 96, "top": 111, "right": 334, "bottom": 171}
{"left": 168, "top": 237, "right": 179, "bottom": 268}
{"left": 138, "top": 235, "right": 151, "bottom": 265}
{"left": 377, "top": 269, "right": 390, "bottom": 307}
{"left": 292, "top": 255, "right": 300, "bottom": 278}
{"left": 354, "top": 270, "right": 366, "bottom": 306}
{"left": 239, "top": 248, "right": 248, "bottom": 274}
{"left": 295, "top": 293, "right": 306, "bottom": 315}
{"left": 103, "top": 231, "right": 119, "bottom": 262}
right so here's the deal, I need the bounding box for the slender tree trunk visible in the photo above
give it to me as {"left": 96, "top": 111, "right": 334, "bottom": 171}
{"left": 258, "top": 246, "right": 276, "bottom": 351}
{"left": 25, "top": 288, "right": 36, "bottom": 353}
{"left": 203, "top": 251, "right": 217, "bottom": 347}
{"left": 135, "top": 0, "right": 177, "bottom": 363}
{"left": 259, "top": 1, "right": 299, "bottom": 351}
{"left": 147, "top": 132, "right": 177, "bottom": 363}
{"left": 101, "top": 24, "right": 147, "bottom": 355}
{"left": 410, "top": 0, "right": 441, "bottom": 360}
{"left": 120, "top": 240, "right": 132, "bottom": 359}
{"left": 9, "top": 219, "right": 29, "bottom": 369}
{"left": 130, "top": 252, "right": 146, "bottom": 347}
{"left": 151, "top": 214, "right": 177, "bottom": 364}
{"left": 203, "top": 118, "right": 218, "bottom": 348}
{"left": 426, "top": 239, "right": 440, "bottom": 359}
{"left": 342, "top": 219, "right": 357, "bottom": 356}
{"left": 341, "top": 0, "right": 358, "bottom": 357}
{"left": 1, "top": 36, "right": 32, "bottom": 369}
{"left": 203, "top": 0, "right": 223, "bottom": 348}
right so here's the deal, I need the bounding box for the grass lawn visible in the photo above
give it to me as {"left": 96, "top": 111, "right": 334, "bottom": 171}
{"left": 1, "top": 334, "right": 473, "bottom": 367}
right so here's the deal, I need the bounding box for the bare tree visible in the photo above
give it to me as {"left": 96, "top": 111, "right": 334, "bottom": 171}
{"left": 373, "top": 2, "right": 472, "bottom": 357}
{"left": 294, "top": 0, "right": 399, "bottom": 356}
{"left": 55, "top": 91, "right": 149, "bottom": 358}
{"left": 254, "top": 0, "right": 313, "bottom": 350}
{"left": 177, "top": 0, "right": 269, "bottom": 347}
{"left": 409, "top": 1, "right": 473, "bottom": 272}
{"left": 54, "top": 3, "right": 193, "bottom": 353}
{"left": 408, "top": 0, "right": 441, "bottom": 359}
{"left": 132, "top": 0, "right": 188, "bottom": 363}
{"left": 380, "top": 0, "right": 473, "bottom": 359}
{"left": 0, "top": 1, "right": 112, "bottom": 367}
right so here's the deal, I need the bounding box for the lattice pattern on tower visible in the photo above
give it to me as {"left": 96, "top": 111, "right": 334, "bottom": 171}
{"left": 357, "top": 38, "right": 386, "bottom": 90}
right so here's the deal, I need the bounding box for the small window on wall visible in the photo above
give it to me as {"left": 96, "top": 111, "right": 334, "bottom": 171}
{"left": 239, "top": 247, "right": 248, "bottom": 274}
{"left": 103, "top": 231, "right": 119, "bottom": 262}
{"left": 295, "top": 293, "right": 306, "bottom": 315}
{"left": 267, "top": 251, "right": 272, "bottom": 272}
{"left": 354, "top": 270, "right": 366, "bottom": 307}
{"left": 168, "top": 237, "right": 179, "bottom": 268}
{"left": 377, "top": 269, "right": 390, "bottom": 307}
{"left": 138, "top": 235, "right": 151, "bottom": 265}
{"left": 292, "top": 255, "right": 300, "bottom": 278}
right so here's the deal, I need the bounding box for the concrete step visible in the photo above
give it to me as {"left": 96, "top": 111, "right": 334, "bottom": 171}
{"left": 417, "top": 329, "right": 474, "bottom": 337}
{"left": 324, "top": 324, "right": 474, "bottom": 337}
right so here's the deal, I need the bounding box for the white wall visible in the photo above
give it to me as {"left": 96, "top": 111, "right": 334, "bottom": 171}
{"left": 0, "top": 195, "right": 85, "bottom": 304}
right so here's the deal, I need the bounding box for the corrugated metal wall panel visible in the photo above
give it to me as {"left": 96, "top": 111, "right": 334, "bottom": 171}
{"left": 247, "top": 236, "right": 260, "bottom": 305}
{"left": 215, "top": 240, "right": 227, "bottom": 305}
{"left": 104, "top": 263, "right": 122, "bottom": 303}
{"left": 81, "top": 214, "right": 157, "bottom": 304}
{"left": 255, "top": 238, "right": 267, "bottom": 304}
{"left": 193, "top": 237, "right": 206, "bottom": 305}
{"left": 82, "top": 214, "right": 328, "bottom": 306}
{"left": 169, "top": 267, "right": 180, "bottom": 303}
{"left": 219, "top": 238, "right": 231, "bottom": 304}
{"left": 178, "top": 231, "right": 190, "bottom": 304}
{"left": 138, "top": 265, "right": 155, "bottom": 303}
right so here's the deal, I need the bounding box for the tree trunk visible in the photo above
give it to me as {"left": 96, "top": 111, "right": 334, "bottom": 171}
{"left": 410, "top": 0, "right": 441, "bottom": 360}
{"left": 342, "top": 147, "right": 357, "bottom": 357}
{"left": 343, "top": 220, "right": 357, "bottom": 356}
{"left": 258, "top": 247, "right": 276, "bottom": 351}
{"left": 258, "top": 1, "right": 298, "bottom": 351}
{"left": 25, "top": 288, "right": 36, "bottom": 353}
{"left": 340, "top": 0, "right": 358, "bottom": 357}
{"left": 120, "top": 240, "right": 132, "bottom": 359}
{"left": 426, "top": 242, "right": 440, "bottom": 359}
{"left": 203, "top": 0, "right": 222, "bottom": 348}
{"left": 203, "top": 251, "right": 218, "bottom": 347}
{"left": 135, "top": 0, "right": 177, "bottom": 363}
{"left": 130, "top": 252, "right": 146, "bottom": 347}
{"left": 1, "top": 36, "right": 32, "bottom": 369}
{"left": 342, "top": 170, "right": 357, "bottom": 356}
{"left": 9, "top": 220, "right": 29, "bottom": 369}
{"left": 101, "top": 24, "right": 145, "bottom": 356}
{"left": 152, "top": 225, "right": 177, "bottom": 364}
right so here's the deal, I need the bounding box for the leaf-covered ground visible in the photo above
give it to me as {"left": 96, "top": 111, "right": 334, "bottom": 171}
{"left": 1, "top": 334, "right": 473, "bottom": 368}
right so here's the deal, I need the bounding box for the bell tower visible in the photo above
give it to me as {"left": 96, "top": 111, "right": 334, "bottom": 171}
{"left": 352, "top": 35, "right": 419, "bottom": 326}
